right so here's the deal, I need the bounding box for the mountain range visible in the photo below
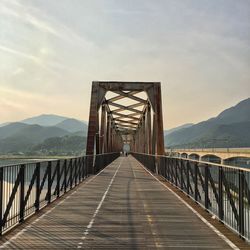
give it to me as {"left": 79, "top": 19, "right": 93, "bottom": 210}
{"left": 0, "top": 98, "right": 249, "bottom": 154}
{"left": 165, "top": 98, "right": 250, "bottom": 148}
{"left": 0, "top": 115, "right": 88, "bottom": 155}
{"left": 164, "top": 123, "right": 193, "bottom": 136}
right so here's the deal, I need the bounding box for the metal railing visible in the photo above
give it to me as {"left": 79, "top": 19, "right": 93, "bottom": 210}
{"left": 132, "top": 152, "right": 250, "bottom": 242}
{"left": 0, "top": 152, "right": 119, "bottom": 235}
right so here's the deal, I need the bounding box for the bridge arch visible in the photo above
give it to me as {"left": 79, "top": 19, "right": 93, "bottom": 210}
{"left": 223, "top": 156, "right": 250, "bottom": 168}
{"left": 175, "top": 152, "right": 181, "bottom": 157}
{"left": 189, "top": 153, "right": 200, "bottom": 161}
{"left": 181, "top": 153, "right": 188, "bottom": 158}
{"left": 201, "top": 154, "right": 221, "bottom": 164}
{"left": 167, "top": 152, "right": 180, "bottom": 157}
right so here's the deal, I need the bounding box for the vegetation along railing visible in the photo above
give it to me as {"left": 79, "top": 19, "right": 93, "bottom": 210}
{"left": 0, "top": 152, "right": 119, "bottom": 235}
{"left": 132, "top": 152, "right": 250, "bottom": 242}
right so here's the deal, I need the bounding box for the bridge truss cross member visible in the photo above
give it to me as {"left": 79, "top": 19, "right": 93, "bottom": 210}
{"left": 86, "top": 81, "right": 165, "bottom": 160}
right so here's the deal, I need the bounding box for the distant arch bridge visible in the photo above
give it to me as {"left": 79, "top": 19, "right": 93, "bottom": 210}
{"left": 167, "top": 148, "right": 250, "bottom": 167}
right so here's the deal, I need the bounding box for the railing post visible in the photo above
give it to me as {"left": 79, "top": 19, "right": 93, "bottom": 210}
{"left": 95, "top": 154, "right": 98, "bottom": 171}
{"left": 19, "top": 164, "right": 25, "bottom": 223}
{"left": 93, "top": 155, "right": 96, "bottom": 175}
{"left": 74, "top": 159, "right": 77, "bottom": 186}
{"left": 56, "top": 160, "right": 60, "bottom": 198}
{"left": 175, "top": 159, "right": 178, "bottom": 186}
{"left": 47, "top": 162, "right": 52, "bottom": 204}
{"left": 153, "top": 155, "right": 158, "bottom": 174}
{"left": 171, "top": 159, "right": 174, "bottom": 183}
{"left": 187, "top": 161, "right": 190, "bottom": 195}
{"left": 194, "top": 162, "right": 198, "bottom": 201}
{"left": 163, "top": 157, "right": 166, "bottom": 178}
{"left": 218, "top": 166, "right": 224, "bottom": 221}
{"left": 78, "top": 158, "right": 81, "bottom": 183}
{"left": 0, "top": 167, "right": 3, "bottom": 235}
{"left": 35, "top": 162, "right": 40, "bottom": 212}
{"left": 161, "top": 157, "right": 164, "bottom": 176}
{"left": 239, "top": 169, "right": 244, "bottom": 237}
{"left": 167, "top": 158, "right": 170, "bottom": 180}
{"left": 70, "top": 159, "right": 73, "bottom": 189}
{"left": 64, "top": 160, "right": 67, "bottom": 193}
{"left": 164, "top": 158, "right": 167, "bottom": 179}
{"left": 204, "top": 164, "right": 209, "bottom": 210}
{"left": 82, "top": 157, "right": 86, "bottom": 180}
{"left": 180, "top": 159, "right": 183, "bottom": 190}
{"left": 86, "top": 156, "right": 89, "bottom": 176}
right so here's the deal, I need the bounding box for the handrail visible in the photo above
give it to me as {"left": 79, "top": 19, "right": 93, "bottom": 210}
{"left": 0, "top": 152, "right": 120, "bottom": 235}
{"left": 0, "top": 152, "right": 119, "bottom": 168}
{"left": 132, "top": 152, "right": 250, "bottom": 172}
{"left": 132, "top": 152, "right": 250, "bottom": 242}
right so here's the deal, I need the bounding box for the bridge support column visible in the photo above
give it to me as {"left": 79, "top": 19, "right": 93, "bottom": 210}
{"left": 152, "top": 113, "right": 156, "bottom": 155}
{"left": 142, "top": 115, "right": 146, "bottom": 153}
{"left": 154, "top": 83, "right": 165, "bottom": 156}
{"left": 146, "top": 105, "right": 152, "bottom": 154}
{"left": 100, "top": 104, "right": 106, "bottom": 153}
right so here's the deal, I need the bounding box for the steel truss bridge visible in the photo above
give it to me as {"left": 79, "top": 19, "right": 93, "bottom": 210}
{"left": 0, "top": 82, "right": 249, "bottom": 249}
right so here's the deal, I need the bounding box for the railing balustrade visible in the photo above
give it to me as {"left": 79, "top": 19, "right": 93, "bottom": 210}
{"left": 132, "top": 152, "right": 250, "bottom": 242}
{"left": 0, "top": 152, "right": 119, "bottom": 235}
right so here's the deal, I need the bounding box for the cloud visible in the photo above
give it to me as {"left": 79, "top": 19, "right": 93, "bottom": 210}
{"left": 12, "top": 67, "right": 24, "bottom": 76}
{"left": 0, "top": 86, "right": 43, "bottom": 100}
{"left": 1, "top": 0, "right": 98, "bottom": 51}
{"left": 0, "top": 98, "right": 25, "bottom": 110}
{"left": 0, "top": 44, "right": 40, "bottom": 63}
{"left": 0, "top": 44, "right": 61, "bottom": 77}
{"left": 0, "top": 0, "right": 249, "bottom": 128}
{"left": 0, "top": 1, "right": 57, "bottom": 36}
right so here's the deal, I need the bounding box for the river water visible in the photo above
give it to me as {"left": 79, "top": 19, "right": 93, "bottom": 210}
{"left": 0, "top": 159, "right": 56, "bottom": 167}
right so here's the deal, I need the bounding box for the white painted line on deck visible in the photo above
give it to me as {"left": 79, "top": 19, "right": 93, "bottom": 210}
{"left": 136, "top": 159, "right": 240, "bottom": 250}
{"left": 131, "top": 161, "right": 160, "bottom": 249}
{"left": 77, "top": 158, "right": 123, "bottom": 248}
{"left": 0, "top": 159, "right": 119, "bottom": 249}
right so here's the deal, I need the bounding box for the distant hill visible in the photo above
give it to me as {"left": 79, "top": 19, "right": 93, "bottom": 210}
{"left": 0, "top": 122, "right": 10, "bottom": 128}
{"left": 0, "top": 114, "right": 88, "bottom": 155}
{"left": 55, "top": 118, "right": 88, "bottom": 133}
{"left": 21, "top": 114, "right": 69, "bottom": 126}
{"left": 0, "top": 123, "right": 28, "bottom": 139}
{"left": 31, "top": 136, "right": 87, "bottom": 156}
{"left": 165, "top": 98, "right": 250, "bottom": 148}
{"left": 164, "top": 123, "right": 193, "bottom": 136}
{"left": 215, "top": 98, "right": 250, "bottom": 124}
{"left": 0, "top": 125, "right": 70, "bottom": 153}
{"left": 10, "top": 124, "right": 70, "bottom": 143}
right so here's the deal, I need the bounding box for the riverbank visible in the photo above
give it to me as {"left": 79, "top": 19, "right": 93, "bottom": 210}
{"left": 0, "top": 155, "right": 80, "bottom": 166}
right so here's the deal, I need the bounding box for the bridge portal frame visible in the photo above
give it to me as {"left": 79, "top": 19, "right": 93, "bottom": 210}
{"left": 86, "top": 81, "right": 165, "bottom": 157}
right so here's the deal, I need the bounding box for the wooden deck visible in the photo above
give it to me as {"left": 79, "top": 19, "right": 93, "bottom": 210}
{"left": 0, "top": 156, "right": 237, "bottom": 249}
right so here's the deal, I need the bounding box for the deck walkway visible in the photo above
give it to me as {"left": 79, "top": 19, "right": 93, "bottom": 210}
{"left": 0, "top": 156, "right": 234, "bottom": 249}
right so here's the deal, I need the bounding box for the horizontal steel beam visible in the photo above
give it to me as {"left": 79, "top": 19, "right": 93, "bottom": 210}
{"left": 114, "top": 119, "right": 138, "bottom": 126}
{"left": 112, "top": 90, "right": 147, "bottom": 104}
{"left": 108, "top": 102, "right": 143, "bottom": 114}
{"left": 116, "top": 125, "right": 137, "bottom": 130}
{"left": 111, "top": 112, "right": 140, "bottom": 120}
{"left": 115, "top": 125, "right": 137, "bottom": 130}
{"left": 107, "top": 91, "right": 140, "bottom": 102}
{"left": 96, "top": 81, "right": 159, "bottom": 91}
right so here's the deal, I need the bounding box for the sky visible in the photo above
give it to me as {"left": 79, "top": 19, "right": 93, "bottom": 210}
{"left": 0, "top": 0, "right": 249, "bottom": 129}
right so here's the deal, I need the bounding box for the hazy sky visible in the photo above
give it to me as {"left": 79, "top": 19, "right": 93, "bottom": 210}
{"left": 0, "top": 0, "right": 249, "bottom": 129}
